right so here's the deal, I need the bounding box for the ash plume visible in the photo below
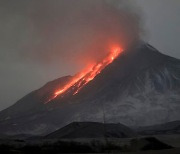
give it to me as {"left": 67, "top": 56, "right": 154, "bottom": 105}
{"left": 25, "top": 0, "right": 143, "bottom": 68}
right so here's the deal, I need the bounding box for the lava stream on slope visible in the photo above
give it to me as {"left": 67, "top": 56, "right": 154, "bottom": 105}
{"left": 46, "top": 47, "right": 123, "bottom": 103}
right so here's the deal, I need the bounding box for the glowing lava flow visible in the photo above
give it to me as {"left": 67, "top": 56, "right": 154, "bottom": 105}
{"left": 46, "top": 47, "right": 123, "bottom": 103}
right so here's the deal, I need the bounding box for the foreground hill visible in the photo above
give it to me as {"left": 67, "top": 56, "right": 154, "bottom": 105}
{"left": 45, "top": 122, "right": 137, "bottom": 139}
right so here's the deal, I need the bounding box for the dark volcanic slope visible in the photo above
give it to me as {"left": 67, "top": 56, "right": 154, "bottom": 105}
{"left": 0, "top": 42, "right": 179, "bottom": 135}
{"left": 46, "top": 122, "right": 137, "bottom": 139}
{"left": 136, "top": 120, "right": 180, "bottom": 135}
{"left": 0, "top": 76, "right": 72, "bottom": 135}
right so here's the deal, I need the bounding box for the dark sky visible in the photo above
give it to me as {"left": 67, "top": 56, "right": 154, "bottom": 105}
{"left": 0, "top": 0, "right": 180, "bottom": 111}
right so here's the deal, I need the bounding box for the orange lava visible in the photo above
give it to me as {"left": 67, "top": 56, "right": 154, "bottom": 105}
{"left": 46, "top": 47, "right": 123, "bottom": 103}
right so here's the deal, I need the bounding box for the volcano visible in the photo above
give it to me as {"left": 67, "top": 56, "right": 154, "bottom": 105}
{"left": 0, "top": 42, "right": 180, "bottom": 135}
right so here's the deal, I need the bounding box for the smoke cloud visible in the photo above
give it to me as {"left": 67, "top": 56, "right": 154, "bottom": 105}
{"left": 14, "top": 0, "right": 143, "bottom": 68}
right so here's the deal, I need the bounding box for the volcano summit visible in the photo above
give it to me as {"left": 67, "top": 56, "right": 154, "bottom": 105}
{"left": 0, "top": 42, "right": 180, "bottom": 135}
